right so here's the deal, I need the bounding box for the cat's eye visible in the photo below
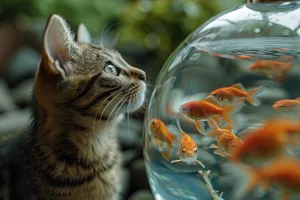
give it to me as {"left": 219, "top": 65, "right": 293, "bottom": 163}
{"left": 104, "top": 62, "right": 118, "bottom": 76}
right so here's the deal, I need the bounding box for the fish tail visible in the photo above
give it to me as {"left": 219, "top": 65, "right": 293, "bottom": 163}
{"left": 222, "top": 102, "right": 244, "bottom": 127}
{"left": 246, "top": 86, "right": 263, "bottom": 107}
{"left": 161, "top": 151, "right": 171, "bottom": 161}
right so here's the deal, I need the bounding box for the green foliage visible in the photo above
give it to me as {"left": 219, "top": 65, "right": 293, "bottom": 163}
{"left": 116, "top": 0, "right": 222, "bottom": 60}
{"left": 1, "top": 0, "right": 125, "bottom": 34}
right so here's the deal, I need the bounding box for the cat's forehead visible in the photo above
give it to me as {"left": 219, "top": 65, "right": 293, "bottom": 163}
{"left": 80, "top": 44, "right": 121, "bottom": 59}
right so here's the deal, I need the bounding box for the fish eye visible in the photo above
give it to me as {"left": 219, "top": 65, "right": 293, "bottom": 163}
{"left": 104, "top": 61, "right": 119, "bottom": 76}
{"left": 151, "top": 121, "right": 155, "bottom": 126}
{"left": 194, "top": 148, "right": 198, "bottom": 153}
{"left": 181, "top": 107, "right": 187, "bottom": 112}
{"left": 182, "top": 148, "right": 186, "bottom": 152}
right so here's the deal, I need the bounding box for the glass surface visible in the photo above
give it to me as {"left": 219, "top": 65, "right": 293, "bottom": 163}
{"left": 144, "top": 2, "right": 300, "bottom": 200}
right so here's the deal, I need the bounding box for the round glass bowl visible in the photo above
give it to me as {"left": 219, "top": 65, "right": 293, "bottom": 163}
{"left": 144, "top": 1, "right": 300, "bottom": 200}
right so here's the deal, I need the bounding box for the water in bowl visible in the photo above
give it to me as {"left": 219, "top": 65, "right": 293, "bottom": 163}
{"left": 144, "top": 37, "right": 300, "bottom": 200}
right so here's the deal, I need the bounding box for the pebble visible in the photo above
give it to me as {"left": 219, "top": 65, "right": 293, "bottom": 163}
{"left": 0, "top": 79, "right": 17, "bottom": 113}
{"left": 11, "top": 79, "right": 34, "bottom": 108}
{"left": 128, "top": 189, "right": 154, "bottom": 200}
{"left": 4, "top": 47, "right": 39, "bottom": 88}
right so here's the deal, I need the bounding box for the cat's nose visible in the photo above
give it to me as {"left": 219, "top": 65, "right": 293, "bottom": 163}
{"left": 131, "top": 68, "right": 146, "bottom": 81}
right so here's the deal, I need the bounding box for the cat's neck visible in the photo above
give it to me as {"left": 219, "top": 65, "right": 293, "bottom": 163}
{"left": 30, "top": 102, "right": 123, "bottom": 160}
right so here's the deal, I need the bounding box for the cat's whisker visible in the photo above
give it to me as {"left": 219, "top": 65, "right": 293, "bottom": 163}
{"left": 100, "top": 22, "right": 119, "bottom": 48}
{"left": 97, "top": 90, "right": 124, "bottom": 131}
{"left": 105, "top": 96, "right": 126, "bottom": 131}
{"left": 126, "top": 97, "right": 132, "bottom": 148}
{"left": 92, "top": 89, "right": 122, "bottom": 135}
{"left": 107, "top": 32, "right": 120, "bottom": 49}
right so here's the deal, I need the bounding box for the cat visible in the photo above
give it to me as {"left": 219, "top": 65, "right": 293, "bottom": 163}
{"left": 2, "top": 14, "right": 146, "bottom": 200}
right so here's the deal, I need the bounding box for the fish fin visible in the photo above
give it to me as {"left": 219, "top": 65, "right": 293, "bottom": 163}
{"left": 161, "top": 151, "right": 171, "bottom": 161}
{"left": 231, "top": 83, "right": 246, "bottom": 91}
{"left": 246, "top": 86, "right": 263, "bottom": 107}
{"left": 212, "top": 116, "right": 222, "bottom": 125}
{"left": 208, "top": 118, "right": 217, "bottom": 128}
{"left": 204, "top": 96, "right": 222, "bottom": 107}
{"left": 170, "top": 159, "right": 182, "bottom": 164}
{"left": 175, "top": 118, "right": 186, "bottom": 136}
{"left": 221, "top": 124, "right": 232, "bottom": 130}
{"left": 195, "top": 160, "right": 205, "bottom": 168}
{"left": 153, "top": 138, "right": 162, "bottom": 147}
{"left": 207, "top": 121, "right": 220, "bottom": 137}
{"left": 213, "top": 149, "right": 229, "bottom": 157}
{"left": 166, "top": 132, "right": 176, "bottom": 148}
{"left": 222, "top": 102, "right": 244, "bottom": 127}
{"left": 209, "top": 144, "right": 219, "bottom": 149}
{"left": 195, "top": 120, "right": 206, "bottom": 135}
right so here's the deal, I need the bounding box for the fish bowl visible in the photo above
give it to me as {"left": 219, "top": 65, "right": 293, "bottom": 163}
{"left": 143, "top": 0, "right": 300, "bottom": 200}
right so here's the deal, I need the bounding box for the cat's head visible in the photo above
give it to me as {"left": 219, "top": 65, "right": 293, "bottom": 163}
{"left": 34, "top": 14, "right": 146, "bottom": 120}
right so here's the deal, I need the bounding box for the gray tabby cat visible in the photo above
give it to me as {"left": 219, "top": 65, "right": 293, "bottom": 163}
{"left": 20, "top": 14, "right": 146, "bottom": 200}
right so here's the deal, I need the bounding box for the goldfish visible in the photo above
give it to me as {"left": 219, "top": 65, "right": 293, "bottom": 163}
{"left": 149, "top": 118, "right": 176, "bottom": 161}
{"left": 170, "top": 119, "right": 205, "bottom": 168}
{"left": 231, "top": 118, "right": 300, "bottom": 163}
{"left": 273, "top": 98, "right": 300, "bottom": 112}
{"left": 208, "top": 122, "right": 242, "bottom": 157}
{"left": 248, "top": 60, "right": 292, "bottom": 82}
{"left": 208, "top": 83, "right": 263, "bottom": 107}
{"left": 243, "top": 158, "right": 300, "bottom": 200}
{"left": 179, "top": 98, "right": 243, "bottom": 134}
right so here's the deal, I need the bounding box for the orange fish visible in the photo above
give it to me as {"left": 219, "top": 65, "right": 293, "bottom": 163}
{"left": 179, "top": 99, "right": 243, "bottom": 134}
{"left": 243, "top": 158, "right": 300, "bottom": 200}
{"left": 170, "top": 120, "right": 205, "bottom": 168}
{"left": 248, "top": 60, "right": 292, "bottom": 82}
{"left": 208, "top": 122, "right": 242, "bottom": 157}
{"left": 149, "top": 118, "right": 176, "bottom": 160}
{"left": 273, "top": 98, "right": 300, "bottom": 112}
{"left": 208, "top": 83, "right": 263, "bottom": 107}
{"left": 235, "top": 55, "right": 259, "bottom": 60}
{"left": 231, "top": 118, "right": 300, "bottom": 163}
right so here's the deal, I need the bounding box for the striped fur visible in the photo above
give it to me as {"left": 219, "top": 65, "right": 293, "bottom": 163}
{"left": 18, "top": 14, "right": 147, "bottom": 200}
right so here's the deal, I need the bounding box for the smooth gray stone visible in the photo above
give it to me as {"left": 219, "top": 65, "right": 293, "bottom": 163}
{"left": 11, "top": 79, "right": 34, "bottom": 107}
{"left": 0, "top": 79, "right": 17, "bottom": 113}
{"left": 0, "top": 109, "right": 31, "bottom": 135}
{"left": 5, "top": 47, "right": 39, "bottom": 87}
{"left": 128, "top": 190, "right": 154, "bottom": 200}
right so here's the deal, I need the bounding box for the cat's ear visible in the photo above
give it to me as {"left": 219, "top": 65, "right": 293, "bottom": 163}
{"left": 41, "top": 14, "right": 80, "bottom": 76}
{"left": 76, "top": 23, "right": 92, "bottom": 44}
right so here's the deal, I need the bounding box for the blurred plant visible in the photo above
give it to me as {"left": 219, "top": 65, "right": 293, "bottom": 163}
{"left": 0, "top": 0, "right": 125, "bottom": 34}
{"left": 116, "top": 0, "right": 221, "bottom": 61}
